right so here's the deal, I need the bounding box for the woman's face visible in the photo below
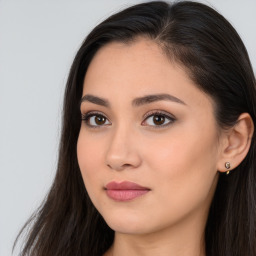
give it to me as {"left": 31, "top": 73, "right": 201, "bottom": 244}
{"left": 77, "top": 38, "right": 222, "bottom": 235}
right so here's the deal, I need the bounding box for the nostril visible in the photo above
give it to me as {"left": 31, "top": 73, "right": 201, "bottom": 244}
{"left": 123, "top": 164, "right": 131, "bottom": 167}
{"left": 107, "top": 163, "right": 133, "bottom": 171}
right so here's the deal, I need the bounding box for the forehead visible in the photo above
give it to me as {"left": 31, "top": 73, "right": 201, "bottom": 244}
{"left": 84, "top": 38, "right": 170, "bottom": 85}
{"left": 82, "top": 38, "right": 213, "bottom": 111}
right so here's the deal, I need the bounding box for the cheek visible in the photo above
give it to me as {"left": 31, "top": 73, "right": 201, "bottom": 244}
{"left": 143, "top": 125, "right": 219, "bottom": 207}
{"left": 144, "top": 119, "right": 218, "bottom": 174}
{"left": 77, "top": 131, "right": 104, "bottom": 190}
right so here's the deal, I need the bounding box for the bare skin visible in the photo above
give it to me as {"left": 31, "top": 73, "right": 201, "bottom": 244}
{"left": 77, "top": 37, "right": 254, "bottom": 256}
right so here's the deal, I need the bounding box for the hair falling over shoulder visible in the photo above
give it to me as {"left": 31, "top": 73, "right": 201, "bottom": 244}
{"left": 14, "top": 1, "right": 256, "bottom": 255}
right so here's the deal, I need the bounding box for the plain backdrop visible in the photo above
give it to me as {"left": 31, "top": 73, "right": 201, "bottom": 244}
{"left": 0, "top": 0, "right": 255, "bottom": 255}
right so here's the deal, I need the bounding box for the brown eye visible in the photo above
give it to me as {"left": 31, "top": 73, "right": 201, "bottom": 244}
{"left": 94, "top": 115, "right": 106, "bottom": 125}
{"left": 82, "top": 113, "right": 111, "bottom": 128}
{"left": 153, "top": 115, "right": 165, "bottom": 125}
{"left": 142, "top": 111, "right": 176, "bottom": 128}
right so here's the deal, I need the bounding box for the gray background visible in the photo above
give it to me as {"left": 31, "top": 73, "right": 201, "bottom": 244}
{"left": 0, "top": 0, "right": 255, "bottom": 255}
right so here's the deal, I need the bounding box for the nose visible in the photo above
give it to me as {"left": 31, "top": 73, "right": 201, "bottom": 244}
{"left": 105, "top": 125, "right": 142, "bottom": 171}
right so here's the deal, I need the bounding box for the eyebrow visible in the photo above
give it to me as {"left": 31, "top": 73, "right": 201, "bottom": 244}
{"left": 80, "top": 94, "right": 110, "bottom": 107}
{"left": 80, "top": 93, "right": 186, "bottom": 107}
{"left": 132, "top": 94, "right": 186, "bottom": 106}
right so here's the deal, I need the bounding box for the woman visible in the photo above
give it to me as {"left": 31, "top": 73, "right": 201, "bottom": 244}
{"left": 15, "top": 1, "right": 256, "bottom": 255}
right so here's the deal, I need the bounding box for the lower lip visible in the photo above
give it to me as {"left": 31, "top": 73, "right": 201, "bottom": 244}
{"left": 106, "top": 189, "right": 149, "bottom": 201}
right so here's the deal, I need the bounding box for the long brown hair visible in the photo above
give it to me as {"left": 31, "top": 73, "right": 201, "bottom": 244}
{"left": 14, "top": 1, "right": 256, "bottom": 255}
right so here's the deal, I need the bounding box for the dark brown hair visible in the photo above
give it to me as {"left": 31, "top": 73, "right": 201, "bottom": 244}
{"left": 15, "top": 1, "right": 256, "bottom": 255}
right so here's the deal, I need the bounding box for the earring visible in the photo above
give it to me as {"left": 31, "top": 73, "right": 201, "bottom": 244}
{"left": 225, "top": 162, "right": 231, "bottom": 175}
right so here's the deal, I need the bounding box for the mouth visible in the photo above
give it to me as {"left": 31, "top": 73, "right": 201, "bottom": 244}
{"left": 105, "top": 181, "right": 151, "bottom": 201}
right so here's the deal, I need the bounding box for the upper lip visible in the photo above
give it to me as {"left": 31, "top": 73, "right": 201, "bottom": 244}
{"left": 105, "top": 181, "right": 150, "bottom": 190}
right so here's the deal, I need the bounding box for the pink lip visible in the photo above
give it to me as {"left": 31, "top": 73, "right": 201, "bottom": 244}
{"left": 105, "top": 181, "right": 150, "bottom": 201}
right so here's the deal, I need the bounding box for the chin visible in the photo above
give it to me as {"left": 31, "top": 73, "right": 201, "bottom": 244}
{"left": 102, "top": 212, "right": 152, "bottom": 235}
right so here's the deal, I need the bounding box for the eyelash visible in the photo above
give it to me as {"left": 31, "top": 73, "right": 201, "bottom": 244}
{"left": 81, "top": 110, "right": 176, "bottom": 129}
{"left": 143, "top": 110, "right": 176, "bottom": 128}
{"left": 81, "top": 111, "right": 111, "bottom": 129}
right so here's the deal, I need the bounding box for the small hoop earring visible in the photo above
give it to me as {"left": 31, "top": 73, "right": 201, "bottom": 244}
{"left": 225, "top": 162, "right": 231, "bottom": 175}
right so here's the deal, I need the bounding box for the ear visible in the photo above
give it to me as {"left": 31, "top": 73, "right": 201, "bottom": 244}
{"left": 217, "top": 113, "right": 254, "bottom": 173}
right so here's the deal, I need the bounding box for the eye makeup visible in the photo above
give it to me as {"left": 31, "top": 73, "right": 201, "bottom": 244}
{"left": 81, "top": 109, "right": 176, "bottom": 129}
{"left": 142, "top": 110, "right": 176, "bottom": 129}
